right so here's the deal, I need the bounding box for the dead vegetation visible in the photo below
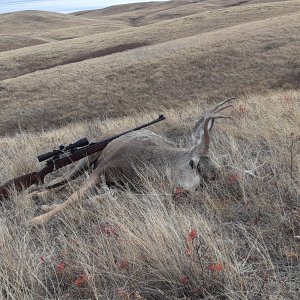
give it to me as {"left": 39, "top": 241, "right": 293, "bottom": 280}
{"left": 0, "top": 1, "right": 299, "bottom": 298}
{"left": 0, "top": 1, "right": 299, "bottom": 135}
{"left": 0, "top": 8, "right": 299, "bottom": 134}
{"left": 72, "top": 0, "right": 291, "bottom": 26}
{"left": 2, "top": 1, "right": 300, "bottom": 80}
{"left": 32, "top": 21, "right": 130, "bottom": 41}
{"left": 0, "top": 10, "right": 99, "bottom": 35}
{"left": 0, "top": 35, "right": 48, "bottom": 52}
{"left": 0, "top": 91, "right": 299, "bottom": 299}
{"left": 0, "top": 10, "right": 129, "bottom": 50}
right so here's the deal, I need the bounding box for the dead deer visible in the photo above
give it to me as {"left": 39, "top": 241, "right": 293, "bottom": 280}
{"left": 30, "top": 98, "right": 236, "bottom": 225}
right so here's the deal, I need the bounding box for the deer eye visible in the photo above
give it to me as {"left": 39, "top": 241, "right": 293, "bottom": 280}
{"left": 189, "top": 160, "right": 196, "bottom": 169}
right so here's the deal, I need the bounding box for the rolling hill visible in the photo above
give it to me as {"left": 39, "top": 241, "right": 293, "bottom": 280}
{"left": 0, "top": 34, "right": 48, "bottom": 52}
{"left": 2, "top": 0, "right": 299, "bottom": 81}
{"left": 0, "top": 1, "right": 300, "bottom": 79}
{"left": 0, "top": 1, "right": 299, "bottom": 134}
{"left": 0, "top": 10, "right": 130, "bottom": 50}
{"left": 73, "top": 0, "right": 291, "bottom": 26}
{"left": 0, "top": 10, "right": 100, "bottom": 35}
{"left": 32, "top": 20, "right": 130, "bottom": 41}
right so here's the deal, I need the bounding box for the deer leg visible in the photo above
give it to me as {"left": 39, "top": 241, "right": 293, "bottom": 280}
{"left": 30, "top": 172, "right": 101, "bottom": 225}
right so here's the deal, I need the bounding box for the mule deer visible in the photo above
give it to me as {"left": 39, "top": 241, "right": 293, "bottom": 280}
{"left": 30, "top": 98, "right": 236, "bottom": 225}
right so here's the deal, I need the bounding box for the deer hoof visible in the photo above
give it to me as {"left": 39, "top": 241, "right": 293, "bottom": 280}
{"left": 41, "top": 204, "right": 58, "bottom": 213}
{"left": 30, "top": 215, "right": 47, "bottom": 225}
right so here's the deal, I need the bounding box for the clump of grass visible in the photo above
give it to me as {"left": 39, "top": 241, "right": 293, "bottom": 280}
{"left": 0, "top": 91, "right": 299, "bottom": 299}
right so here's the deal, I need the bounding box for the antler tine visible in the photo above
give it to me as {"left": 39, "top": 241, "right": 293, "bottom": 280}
{"left": 204, "top": 104, "right": 233, "bottom": 132}
{"left": 208, "top": 97, "right": 238, "bottom": 114}
{"left": 202, "top": 115, "right": 232, "bottom": 155}
{"left": 202, "top": 116, "right": 214, "bottom": 154}
{"left": 211, "top": 104, "right": 233, "bottom": 116}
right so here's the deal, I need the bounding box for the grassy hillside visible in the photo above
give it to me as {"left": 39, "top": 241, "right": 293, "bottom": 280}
{"left": 0, "top": 10, "right": 99, "bottom": 35}
{"left": 73, "top": 0, "right": 290, "bottom": 26}
{"left": 0, "top": 0, "right": 292, "bottom": 50}
{"left": 0, "top": 8, "right": 299, "bottom": 134}
{"left": 0, "top": 11, "right": 110, "bottom": 52}
{"left": 0, "top": 10, "right": 129, "bottom": 50}
{"left": 0, "top": 90, "right": 299, "bottom": 299}
{"left": 0, "top": 0, "right": 299, "bottom": 298}
{"left": 2, "top": 1, "right": 299, "bottom": 81}
{"left": 32, "top": 21, "right": 130, "bottom": 41}
{"left": 0, "top": 34, "right": 48, "bottom": 52}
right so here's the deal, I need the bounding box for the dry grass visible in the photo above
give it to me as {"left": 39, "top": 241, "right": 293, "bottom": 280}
{"left": 0, "top": 35, "right": 49, "bottom": 52}
{"left": 0, "top": 0, "right": 292, "bottom": 51}
{"left": 2, "top": 1, "right": 299, "bottom": 80}
{"left": 0, "top": 10, "right": 130, "bottom": 50}
{"left": 0, "top": 91, "right": 299, "bottom": 299}
{"left": 0, "top": 7, "right": 299, "bottom": 134}
{"left": 32, "top": 21, "right": 130, "bottom": 41}
{"left": 73, "top": 0, "right": 290, "bottom": 26}
{"left": 1, "top": 1, "right": 299, "bottom": 298}
{"left": 0, "top": 10, "right": 99, "bottom": 35}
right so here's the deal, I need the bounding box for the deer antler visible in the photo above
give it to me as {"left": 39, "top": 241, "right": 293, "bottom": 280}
{"left": 191, "top": 97, "right": 237, "bottom": 157}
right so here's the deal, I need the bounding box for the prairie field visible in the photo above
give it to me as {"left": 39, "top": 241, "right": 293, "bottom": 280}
{"left": 0, "top": 91, "right": 299, "bottom": 299}
{"left": 0, "top": 0, "right": 299, "bottom": 299}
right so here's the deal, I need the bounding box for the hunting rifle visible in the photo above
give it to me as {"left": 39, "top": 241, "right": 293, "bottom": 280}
{"left": 0, "top": 115, "right": 166, "bottom": 199}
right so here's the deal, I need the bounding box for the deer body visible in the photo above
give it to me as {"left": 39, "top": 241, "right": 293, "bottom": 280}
{"left": 94, "top": 129, "right": 203, "bottom": 191}
{"left": 30, "top": 98, "right": 235, "bottom": 225}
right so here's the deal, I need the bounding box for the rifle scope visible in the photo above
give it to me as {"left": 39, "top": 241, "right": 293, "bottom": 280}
{"left": 37, "top": 138, "right": 89, "bottom": 162}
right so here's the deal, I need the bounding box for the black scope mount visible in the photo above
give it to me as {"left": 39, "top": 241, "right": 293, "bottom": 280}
{"left": 37, "top": 138, "right": 90, "bottom": 162}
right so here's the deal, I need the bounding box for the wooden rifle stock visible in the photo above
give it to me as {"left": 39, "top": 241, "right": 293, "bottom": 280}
{"left": 0, "top": 166, "right": 54, "bottom": 198}
{"left": 0, "top": 115, "right": 165, "bottom": 199}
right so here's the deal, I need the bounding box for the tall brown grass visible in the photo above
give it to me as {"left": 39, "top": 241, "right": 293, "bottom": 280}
{"left": 0, "top": 91, "right": 299, "bottom": 299}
